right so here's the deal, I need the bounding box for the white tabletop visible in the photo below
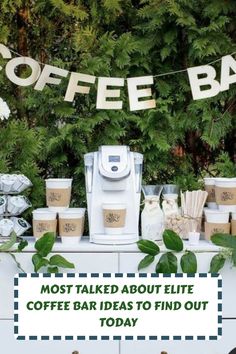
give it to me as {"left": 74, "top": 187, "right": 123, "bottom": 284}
{"left": 16, "top": 236, "right": 221, "bottom": 253}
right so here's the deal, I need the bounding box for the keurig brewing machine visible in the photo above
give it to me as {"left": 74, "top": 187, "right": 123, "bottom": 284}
{"left": 84, "top": 145, "right": 143, "bottom": 244}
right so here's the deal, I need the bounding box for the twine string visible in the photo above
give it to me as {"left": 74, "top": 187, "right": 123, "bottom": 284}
{"left": 6, "top": 46, "right": 236, "bottom": 79}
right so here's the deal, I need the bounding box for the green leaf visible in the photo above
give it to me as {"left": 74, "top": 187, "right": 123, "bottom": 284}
{"left": 137, "top": 240, "right": 160, "bottom": 256}
{"left": 0, "top": 232, "right": 17, "bottom": 251}
{"left": 35, "top": 233, "right": 55, "bottom": 257}
{"left": 211, "top": 233, "right": 236, "bottom": 249}
{"left": 156, "top": 252, "right": 178, "bottom": 273}
{"left": 32, "top": 254, "right": 49, "bottom": 272}
{"left": 47, "top": 266, "right": 59, "bottom": 273}
{"left": 49, "top": 255, "right": 75, "bottom": 269}
{"left": 138, "top": 255, "right": 155, "bottom": 271}
{"left": 209, "top": 254, "right": 226, "bottom": 273}
{"left": 180, "top": 251, "right": 197, "bottom": 273}
{"left": 163, "top": 229, "right": 183, "bottom": 252}
{"left": 18, "top": 240, "right": 28, "bottom": 252}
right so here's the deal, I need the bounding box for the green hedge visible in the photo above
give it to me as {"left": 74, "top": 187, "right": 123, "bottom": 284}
{"left": 0, "top": 0, "right": 235, "bottom": 219}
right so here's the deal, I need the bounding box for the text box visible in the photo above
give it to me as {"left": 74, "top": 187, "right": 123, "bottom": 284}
{"left": 14, "top": 273, "right": 222, "bottom": 340}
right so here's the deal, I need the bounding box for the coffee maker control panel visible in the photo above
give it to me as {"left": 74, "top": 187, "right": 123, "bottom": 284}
{"left": 98, "top": 146, "right": 131, "bottom": 180}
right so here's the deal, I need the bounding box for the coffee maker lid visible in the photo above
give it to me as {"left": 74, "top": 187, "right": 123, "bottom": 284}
{"left": 98, "top": 145, "right": 131, "bottom": 180}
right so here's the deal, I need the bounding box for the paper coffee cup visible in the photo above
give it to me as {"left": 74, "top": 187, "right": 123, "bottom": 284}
{"left": 204, "top": 208, "right": 229, "bottom": 223}
{"left": 205, "top": 222, "right": 230, "bottom": 241}
{"left": 231, "top": 220, "right": 236, "bottom": 235}
{"left": 46, "top": 178, "right": 72, "bottom": 211}
{"left": 11, "top": 217, "right": 31, "bottom": 236}
{"left": 33, "top": 209, "right": 57, "bottom": 239}
{"left": 204, "top": 178, "right": 216, "bottom": 203}
{"left": 0, "top": 196, "right": 7, "bottom": 214}
{"left": 59, "top": 208, "right": 85, "bottom": 245}
{"left": 102, "top": 203, "right": 126, "bottom": 235}
{"left": 0, "top": 219, "right": 14, "bottom": 237}
{"left": 1, "top": 175, "right": 17, "bottom": 193}
{"left": 215, "top": 178, "right": 236, "bottom": 212}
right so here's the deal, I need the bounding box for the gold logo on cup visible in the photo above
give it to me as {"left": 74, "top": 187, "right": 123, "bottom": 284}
{"left": 105, "top": 213, "right": 121, "bottom": 224}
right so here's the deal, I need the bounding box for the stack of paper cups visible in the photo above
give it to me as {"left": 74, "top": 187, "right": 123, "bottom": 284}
{"left": 46, "top": 179, "right": 72, "bottom": 212}
{"left": 204, "top": 208, "right": 230, "bottom": 241}
{"left": 59, "top": 208, "right": 85, "bottom": 245}
{"left": 204, "top": 178, "right": 217, "bottom": 209}
{"left": 33, "top": 209, "right": 57, "bottom": 239}
{"left": 215, "top": 178, "right": 236, "bottom": 212}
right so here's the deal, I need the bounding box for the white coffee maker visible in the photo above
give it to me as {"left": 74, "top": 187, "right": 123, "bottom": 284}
{"left": 84, "top": 145, "right": 143, "bottom": 244}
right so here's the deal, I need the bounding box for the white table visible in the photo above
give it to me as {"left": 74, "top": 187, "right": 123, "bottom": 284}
{"left": 0, "top": 238, "right": 235, "bottom": 354}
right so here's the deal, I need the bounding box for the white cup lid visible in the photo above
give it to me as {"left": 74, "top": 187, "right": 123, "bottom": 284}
{"left": 33, "top": 209, "right": 57, "bottom": 217}
{"left": 46, "top": 178, "right": 72, "bottom": 182}
{"left": 59, "top": 208, "right": 86, "bottom": 218}
{"left": 102, "top": 203, "right": 126, "bottom": 209}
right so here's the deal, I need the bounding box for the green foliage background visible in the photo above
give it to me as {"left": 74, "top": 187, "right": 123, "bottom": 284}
{"left": 0, "top": 0, "right": 236, "bottom": 221}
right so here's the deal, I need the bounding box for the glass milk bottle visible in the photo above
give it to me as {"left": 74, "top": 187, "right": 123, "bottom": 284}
{"left": 141, "top": 185, "right": 164, "bottom": 241}
{"left": 162, "top": 184, "right": 179, "bottom": 218}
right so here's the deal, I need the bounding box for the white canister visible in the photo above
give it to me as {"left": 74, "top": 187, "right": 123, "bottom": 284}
{"left": 32, "top": 209, "right": 57, "bottom": 239}
{"left": 46, "top": 178, "right": 72, "bottom": 212}
{"left": 141, "top": 196, "right": 164, "bottom": 241}
{"left": 204, "top": 208, "right": 229, "bottom": 223}
{"left": 162, "top": 194, "right": 179, "bottom": 217}
{"left": 102, "top": 203, "right": 126, "bottom": 235}
{"left": 59, "top": 208, "right": 85, "bottom": 245}
{"left": 0, "top": 219, "right": 14, "bottom": 237}
{"left": 215, "top": 178, "right": 236, "bottom": 212}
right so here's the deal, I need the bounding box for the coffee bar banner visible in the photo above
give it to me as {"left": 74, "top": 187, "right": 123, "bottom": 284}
{"left": 1, "top": 44, "right": 236, "bottom": 111}
{"left": 14, "top": 273, "right": 222, "bottom": 341}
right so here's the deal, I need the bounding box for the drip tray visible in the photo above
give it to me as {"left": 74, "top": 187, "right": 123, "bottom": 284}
{"left": 91, "top": 233, "right": 138, "bottom": 245}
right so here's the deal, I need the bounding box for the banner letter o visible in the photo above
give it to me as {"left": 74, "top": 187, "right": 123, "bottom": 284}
{"left": 5, "top": 57, "right": 41, "bottom": 86}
